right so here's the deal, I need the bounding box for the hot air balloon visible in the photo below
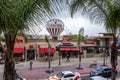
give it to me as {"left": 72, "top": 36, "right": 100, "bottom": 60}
{"left": 46, "top": 19, "right": 64, "bottom": 40}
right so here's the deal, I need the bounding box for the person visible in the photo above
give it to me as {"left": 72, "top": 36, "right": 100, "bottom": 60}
{"left": 29, "top": 60, "right": 33, "bottom": 70}
{"left": 66, "top": 53, "right": 70, "bottom": 62}
{"left": 45, "top": 55, "right": 48, "bottom": 61}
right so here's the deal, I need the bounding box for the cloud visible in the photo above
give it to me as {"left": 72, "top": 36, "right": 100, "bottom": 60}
{"left": 38, "top": 9, "right": 106, "bottom": 37}
{"left": 54, "top": 11, "right": 106, "bottom": 36}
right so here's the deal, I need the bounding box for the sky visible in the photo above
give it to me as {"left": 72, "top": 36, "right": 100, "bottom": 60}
{"left": 38, "top": 7, "right": 106, "bottom": 37}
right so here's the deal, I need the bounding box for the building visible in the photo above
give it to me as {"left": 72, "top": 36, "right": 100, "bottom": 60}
{"left": 14, "top": 33, "right": 114, "bottom": 62}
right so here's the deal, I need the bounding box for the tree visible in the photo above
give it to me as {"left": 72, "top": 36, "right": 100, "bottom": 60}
{"left": 0, "top": 0, "right": 59, "bottom": 80}
{"left": 77, "top": 27, "right": 84, "bottom": 70}
{"left": 68, "top": 27, "right": 85, "bottom": 70}
{"left": 69, "top": 28, "right": 85, "bottom": 70}
{"left": 44, "top": 35, "right": 54, "bottom": 74}
{"left": 69, "top": 0, "right": 120, "bottom": 80}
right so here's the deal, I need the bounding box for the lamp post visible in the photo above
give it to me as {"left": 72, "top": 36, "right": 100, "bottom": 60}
{"left": 100, "top": 42, "right": 106, "bottom": 66}
{"left": 58, "top": 50, "right": 61, "bottom": 66}
{"left": 76, "top": 46, "right": 83, "bottom": 70}
{"left": 45, "top": 45, "right": 54, "bottom": 74}
{"left": 58, "top": 45, "right": 61, "bottom": 66}
{"left": 103, "top": 49, "right": 106, "bottom": 66}
{"left": 102, "top": 38, "right": 109, "bottom": 66}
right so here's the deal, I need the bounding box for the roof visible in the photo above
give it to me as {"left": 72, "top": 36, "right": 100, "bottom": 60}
{"left": 81, "top": 44, "right": 99, "bottom": 47}
{"left": 62, "top": 71, "right": 73, "bottom": 75}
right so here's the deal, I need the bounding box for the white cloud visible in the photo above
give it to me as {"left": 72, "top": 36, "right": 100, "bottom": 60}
{"left": 38, "top": 9, "right": 106, "bottom": 37}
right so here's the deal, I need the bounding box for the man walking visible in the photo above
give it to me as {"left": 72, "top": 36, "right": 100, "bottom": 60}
{"left": 29, "top": 60, "right": 33, "bottom": 70}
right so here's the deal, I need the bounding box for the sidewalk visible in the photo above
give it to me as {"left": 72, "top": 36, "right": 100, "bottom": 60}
{"left": 15, "top": 56, "right": 105, "bottom": 70}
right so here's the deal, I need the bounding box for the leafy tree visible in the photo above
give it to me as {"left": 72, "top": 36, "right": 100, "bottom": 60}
{"left": 69, "top": 0, "right": 120, "bottom": 80}
{"left": 0, "top": 0, "right": 59, "bottom": 80}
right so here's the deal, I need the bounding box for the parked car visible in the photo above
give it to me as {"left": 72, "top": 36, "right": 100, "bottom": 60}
{"left": 15, "top": 70, "right": 26, "bottom": 80}
{"left": 87, "top": 76, "right": 111, "bottom": 80}
{"left": 16, "top": 77, "right": 26, "bottom": 80}
{"left": 90, "top": 66, "right": 117, "bottom": 77}
{"left": 49, "top": 71, "right": 81, "bottom": 80}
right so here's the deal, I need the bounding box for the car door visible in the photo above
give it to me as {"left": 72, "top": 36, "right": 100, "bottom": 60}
{"left": 63, "top": 74, "right": 75, "bottom": 80}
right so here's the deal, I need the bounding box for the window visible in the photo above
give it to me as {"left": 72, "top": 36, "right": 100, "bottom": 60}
{"left": 95, "top": 67, "right": 103, "bottom": 71}
{"left": 87, "top": 78, "right": 94, "bottom": 80}
{"left": 64, "top": 74, "right": 75, "bottom": 78}
{"left": 56, "top": 72, "right": 64, "bottom": 78}
{"left": 104, "top": 68, "right": 111, "bottom": 71}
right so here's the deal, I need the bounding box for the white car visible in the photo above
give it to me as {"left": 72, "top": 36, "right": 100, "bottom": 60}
{"left": 16, "top": 77, "right": 26, "bottom": 80}
{"left": 49, "top": 71, "right": 81, "bottom": 80}
{"left": 87, "top": 76, "right": 111, "bottom": 80}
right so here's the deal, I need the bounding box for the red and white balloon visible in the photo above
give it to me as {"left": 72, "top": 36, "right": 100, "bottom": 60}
{"left": 46, "top": 19, "right": 64, "bottom": 39}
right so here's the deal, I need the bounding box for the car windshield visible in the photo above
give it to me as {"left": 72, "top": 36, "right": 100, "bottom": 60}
{"left": 87, "top": 78, "right": 94, "bottom": 80}
{"left": 95, "top": 67, "right": 103, "bottom": 71}
{"left": 56, "top": 72, "right": 64, "bottom": 78}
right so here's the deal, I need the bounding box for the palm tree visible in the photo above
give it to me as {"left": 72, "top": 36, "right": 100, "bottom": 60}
{"left": 69, "top": 0, "right": 120, "bottom": 80}
{"left": 68, "top": 27, "right": 85, "bottom": 70}
{"left": 76, "top": 27, "right": 84, "bottom": 70}
{"left": 0, "top": 0, "right": 59, "bottom": 80}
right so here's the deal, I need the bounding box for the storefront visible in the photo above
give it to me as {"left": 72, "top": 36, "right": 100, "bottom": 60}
{"left": 27, "top": 49, "right": 35, "bottom": 60}
{"left": 13, "top": 48, "right": 24, "bottom": 62}
{"left": 56, "top": 42, "right": 82, "bottom": 58}
{"left": 39, "top": 48, "right": 56, "bottom": 57}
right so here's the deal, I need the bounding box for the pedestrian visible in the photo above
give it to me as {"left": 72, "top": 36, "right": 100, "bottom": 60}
{"left": 45, "top": 55, "right": 48, "bottom": 61}
{"left": 29, "top": 60, "right": 33, "bottom": 70}
{"left": 66, "top": 53, "right": 70, "bottom": 62}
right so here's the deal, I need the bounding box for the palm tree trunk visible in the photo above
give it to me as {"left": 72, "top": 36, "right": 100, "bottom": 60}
{"left": 3, "top": 33, "right": 16, "bottom": 80}
{"left": 4, "top": 54, "right": 15, "bottom": 80}
{"left": 111, "top": 37, "right": 118, "bottom": 80}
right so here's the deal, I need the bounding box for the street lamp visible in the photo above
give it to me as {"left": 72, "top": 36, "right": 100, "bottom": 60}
{"left": 58, "top": 51, "right": 61, "bottom": 66}
{"left": 102, "top": 38, "right": 109, "bottom": 66}
{"left": 45, "top": 35, "right": 54, "bottom": 74}
{"left": 76, "top": 46, "right": 83, "bottom": 70}
{"left": 57, "top": 45, "right": 61, "bottom": 66}
{"left": 45, "top": 45, "right": 54, "bottom": 74}
{"left": 103, "top": 49, "right": 106, "bottom": 66}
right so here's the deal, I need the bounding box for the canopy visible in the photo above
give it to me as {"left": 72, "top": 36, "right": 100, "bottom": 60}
{"left": 14, "top": 48, "right": 24, "bottom": 53}
{"left": 60, "top": 47, "right": 82, "bottom": 53}
{"left": 39, "top": 48, "right": 56, "bottom": 54}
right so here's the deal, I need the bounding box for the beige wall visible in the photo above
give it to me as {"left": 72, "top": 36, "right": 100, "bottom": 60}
{"left": 14, "top": 36, "right": 25, "bottom": 48}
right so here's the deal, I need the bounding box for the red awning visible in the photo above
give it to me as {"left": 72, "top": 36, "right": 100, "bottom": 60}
{"left": 39, "top": 48, "right": 45, "bottom": 54}
{"left": 44, "top": 48, "right": 48, "bottom": 53}
{"left": 14, "top": 48, "right": 24, "bottom": 53}
{"left": 39, "top": 48, "right": 56, "bottom": 54}
{"left": 50, "top": 48, "right": 56, "bottom": 53}
{"left": 60, "top": 48, "right": 82, "bottom": 53}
